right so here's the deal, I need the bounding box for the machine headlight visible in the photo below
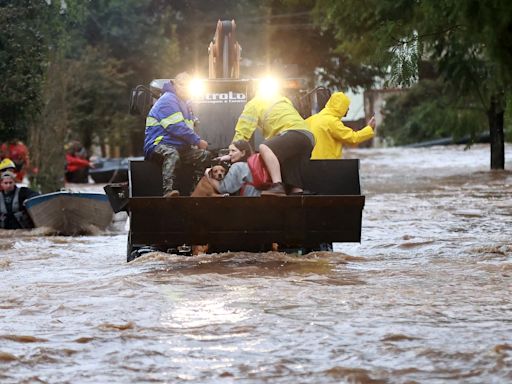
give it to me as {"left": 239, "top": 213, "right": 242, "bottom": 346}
{"left": 257, "top": 76, "right": 281, "bottom": 99}
{"left": 189, "top": 78, "right": 207, "bottom": 99}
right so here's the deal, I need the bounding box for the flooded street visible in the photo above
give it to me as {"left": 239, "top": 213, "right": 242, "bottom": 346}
{"left": 1, "top": 144, "right": 511, "bottom": 383}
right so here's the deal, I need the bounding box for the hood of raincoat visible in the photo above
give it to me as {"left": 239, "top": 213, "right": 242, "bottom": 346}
{"left": 323, "top": 92, "right": 350, "bottom": 118}
{"left": 162, "top": 81, "right": 176, "bottom": 94}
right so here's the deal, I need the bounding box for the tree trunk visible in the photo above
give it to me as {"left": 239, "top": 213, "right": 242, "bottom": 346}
{"left": 29, "top": 53, "right": 69, "bottom": 193}
{"left": 488, "top": 92, "right": 505, "bottom": 170}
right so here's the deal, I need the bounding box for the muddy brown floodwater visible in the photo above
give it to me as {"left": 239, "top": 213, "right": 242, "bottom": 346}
{"left": 1, "top": 144, "right": 511, "bottom": 383}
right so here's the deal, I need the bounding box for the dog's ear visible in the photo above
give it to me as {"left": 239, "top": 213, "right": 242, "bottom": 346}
{"left": 211, "top": 159, "right": 230, "bottom": 170}
{"left": 207, "top": 168, "right": 212, "bottom": 177}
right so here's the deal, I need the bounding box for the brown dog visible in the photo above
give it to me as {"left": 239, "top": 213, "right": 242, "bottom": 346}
{"left": 191, "top": 165, "right": 226, "bottom": 197}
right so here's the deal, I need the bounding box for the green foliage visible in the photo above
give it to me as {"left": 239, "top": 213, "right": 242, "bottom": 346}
{"left": 79, "top": 0, "right": 179, "bottom": 82}
{"left": 311, "top": 0, "right": 512, "bottom": 157}
{"left": 313, "top": 0, "right": 512, "bottom": 91}
{"left": 265, "top": 0, "right": 380, "bottom": 89}
{"left": 250, "top": 0, "right": 381, "bottom": 89}
{"left": 0, "top": 0, "right": 87, "bottom": 137}
{"left": 1, "top": 0, "right": 182, "bottom": 153}
{"left": 0, "top": 1, "right": 49, "bottom": 141}
{"left": 66, "top": 0, "right": 181, "bottom": 155}
{"left": 1, "top": 0, "right": 89, "bottom": 191}
{"left": 380, "top": 80, "right": 488, "bottom": 145}
{"left": 66, "top": 45, "right": 132, "bottom": 150}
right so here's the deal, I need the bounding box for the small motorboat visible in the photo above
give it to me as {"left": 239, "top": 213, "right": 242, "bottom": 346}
{"left": 24, "top": 191, "right": 114, "bottom": 235}
{"left": 90, "top": 157, "right": 143, "bottom": 184}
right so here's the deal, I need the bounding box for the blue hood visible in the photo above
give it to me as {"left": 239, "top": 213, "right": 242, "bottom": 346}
{"left": 162, "top": 81, "right": 176, "bottom": 94}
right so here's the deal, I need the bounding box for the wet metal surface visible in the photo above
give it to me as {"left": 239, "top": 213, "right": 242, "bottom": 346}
{"left": 1, "top": 144, "right": 511, "bottom": 383}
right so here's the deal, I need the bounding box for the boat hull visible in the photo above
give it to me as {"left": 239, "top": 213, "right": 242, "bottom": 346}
{"left": 25, "top": 192, "right": 114, "bottom": 235}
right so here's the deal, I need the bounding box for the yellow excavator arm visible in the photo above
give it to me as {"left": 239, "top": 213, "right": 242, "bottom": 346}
{"left": 208, "top": 20, "right": 241, "bottom": 79}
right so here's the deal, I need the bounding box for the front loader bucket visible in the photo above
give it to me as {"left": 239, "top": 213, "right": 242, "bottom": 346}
{"left": 124, "top": 159, "right": 365, "bottom": 261}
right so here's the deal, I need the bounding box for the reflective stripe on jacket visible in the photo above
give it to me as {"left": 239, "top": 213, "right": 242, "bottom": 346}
{"left": 306, "top": 92, "right": 374, "bottom": 159}
{"left": 143, "top": 82, "right": 200, "bottom": 158}
{"left": 233, "top": 95, "right": 309, "bottom": 142}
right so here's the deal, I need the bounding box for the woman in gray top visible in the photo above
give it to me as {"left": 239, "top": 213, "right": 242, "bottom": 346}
{"left": 206, "top": 140, "right": 261, "bottom": 197}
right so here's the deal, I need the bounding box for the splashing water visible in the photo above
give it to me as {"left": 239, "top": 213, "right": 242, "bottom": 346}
{"left": 1, "top": 144, "right": 511, "bottom": 383}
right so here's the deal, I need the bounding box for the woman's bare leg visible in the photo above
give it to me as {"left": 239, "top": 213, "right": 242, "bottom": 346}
{"left": 259, "top": 144, "right": 282, "bottom": 183}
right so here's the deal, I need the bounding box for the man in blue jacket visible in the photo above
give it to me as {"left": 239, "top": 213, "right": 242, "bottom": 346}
{"left": 144, "top": 72, "right": 210, "bottom": 197}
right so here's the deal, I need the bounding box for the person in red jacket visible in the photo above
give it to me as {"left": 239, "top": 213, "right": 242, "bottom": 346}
{"left": 65, "top": 141, "right": 94, "bottom": 183}
{"left": 0, "top": 139, "right": 31, "bottom": 183}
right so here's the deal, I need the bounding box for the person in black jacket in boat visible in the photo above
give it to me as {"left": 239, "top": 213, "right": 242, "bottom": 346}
{"left": 0, "top": 171, "right": 39, "bottom": 229}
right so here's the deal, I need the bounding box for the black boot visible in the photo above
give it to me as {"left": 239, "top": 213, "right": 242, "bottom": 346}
{"left": 261, "top": 182, "right": 286, "bottom": 196}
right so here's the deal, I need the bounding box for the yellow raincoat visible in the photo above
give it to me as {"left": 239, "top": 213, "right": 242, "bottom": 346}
{"left": 306, "top": 92, "right": 374, "bottom": 159}
{"left": 233, "top": 95, "right": 309, "bottom": 142}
